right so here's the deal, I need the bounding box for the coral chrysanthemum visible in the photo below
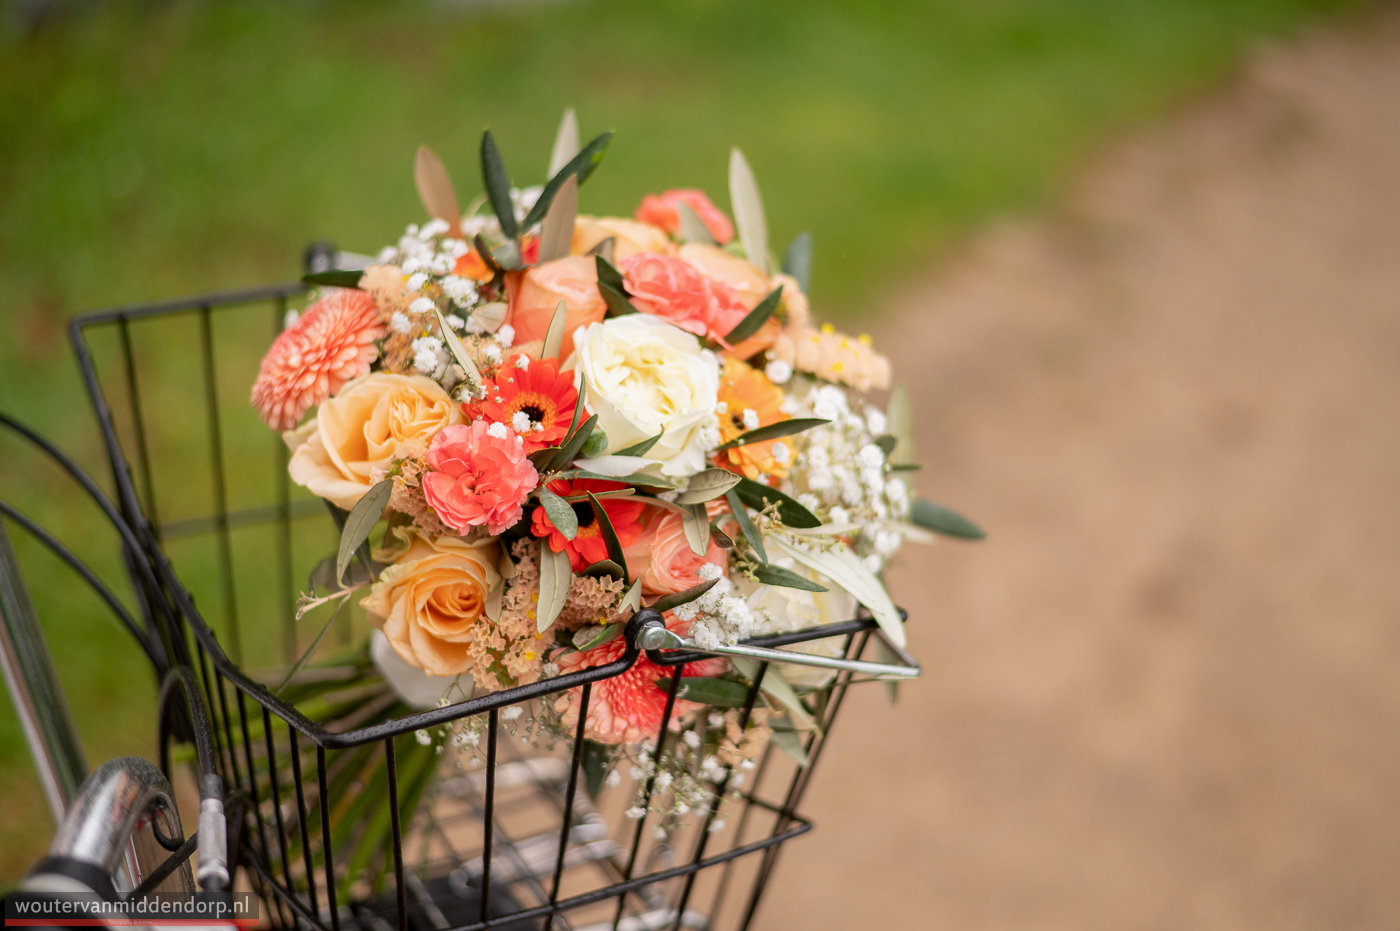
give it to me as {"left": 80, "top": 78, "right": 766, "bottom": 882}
{"left": 422, "top": 421, "right": 540, "bottom": 535}
{"left": 530, "top": 478, "right": 646, "bottom": 572}
{"left": 251, "top": 289, "right": 385, "bottom": 430}
{"left": 554, "top": 616, "right": 726, "bottom": 744}
{"left": 714, "top": 357, "right": 792, "bottom": 480}
{"left": 467, "top": 353, "right": 579, "bottom": 454}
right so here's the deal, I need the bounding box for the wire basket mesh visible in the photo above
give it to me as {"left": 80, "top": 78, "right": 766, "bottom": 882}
{"left": 68, "top": 269, "right": 902, "bottom": 931}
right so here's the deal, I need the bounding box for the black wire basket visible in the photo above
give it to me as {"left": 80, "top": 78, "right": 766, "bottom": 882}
{"left": 67, "top": 257, "right": 915, "bottom": 931}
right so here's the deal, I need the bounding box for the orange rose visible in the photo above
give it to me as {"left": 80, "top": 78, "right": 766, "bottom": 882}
{"left": 506, "top": 256, "right": 607, "bottom": 360}
{"left": 623, "top": 502, "right": 729, "bottom": 596}
{"left": 678, "top": 243, "right": 771, "bottom": 311}
{"left": 571, "top": 216, "right": 675, "bottom": 261}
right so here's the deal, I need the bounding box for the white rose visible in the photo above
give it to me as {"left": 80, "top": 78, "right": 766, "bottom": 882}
{"left": 575, "top": 315, "right": 720, "bottom": 477}
{"left": 736, "top": 566, "right": 857, "bottom": 688}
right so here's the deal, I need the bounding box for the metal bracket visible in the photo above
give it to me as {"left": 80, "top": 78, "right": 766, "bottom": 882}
{"left": 636, "top": 624, "right": 920, "bottom": 679}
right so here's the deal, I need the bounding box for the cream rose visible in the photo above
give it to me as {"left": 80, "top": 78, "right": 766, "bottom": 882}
{"left": 288, "top": 373, "right": 461, "bottom": 509}
{"left": 575, "top": 315, "right": 720, "bottom": 477}
{"left": 571, "top": 216, "right": 676, "bottom": 261}
{"left": 737, "top": 567, "right": 856, "bottom": 688}
{"left": 361, "top": 533, "right": 501, "bottom": 677}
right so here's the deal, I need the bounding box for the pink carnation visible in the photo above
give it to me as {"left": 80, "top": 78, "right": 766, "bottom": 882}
{"left": 422, "top": 421, "right": 539, "bottom": 536}
{"left": 635, "top": 189, "right": 734, "bottom": 245}
{"left": 619, "top": 252, "right": 750, "bottom": 343}
{"left": 251, "top": 289, "right": 384, "bottom": 431}
{"left": 554, "top": 616, "right": 726, "bottom": 745}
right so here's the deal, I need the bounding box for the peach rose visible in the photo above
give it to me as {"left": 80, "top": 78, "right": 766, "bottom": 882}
{"left": 623, "top": 502, "right": 729, "bottom": 596}
{"left": 571, "top": 216, "right": 675, "bottom": 261}
{"left": 635, "top": 189, "right": 734, "bottom": 244}
{"left": 679, "top": 243, "right": 771, "bottom": 311}
{"left": 619, "top": 252, "right": 749, "bottom": 342}
{"left": 507, "top": 256, "right": 607, "bottom": 360}
{"left": 361, "top": 533, "right": 501, "bottom": 677}
{"left": 287, "top": 373, "right": 461, "bottom": 509}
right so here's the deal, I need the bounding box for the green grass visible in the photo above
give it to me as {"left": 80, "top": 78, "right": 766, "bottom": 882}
{"left": 0, "top": 0, "right": 1362, "bottom": 886}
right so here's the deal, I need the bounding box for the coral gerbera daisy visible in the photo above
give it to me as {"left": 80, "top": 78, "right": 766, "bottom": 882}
{"left": 531, "top": 478, "right": 646, "bottom": 573}
{"left": 553, "top": 616, "right": 726, "bottom": 744}
{"left": 469, "top": 353, "right": 580, "bottom": 454}
{"left": 251, "top": 288, "right": 384, "bottom": 431}
{"left": 714, "top": 357, "right": 792, "bottom": 480}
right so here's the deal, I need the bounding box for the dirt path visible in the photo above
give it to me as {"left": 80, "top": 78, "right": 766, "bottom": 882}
{"left": 764, "top": 16, "right": 1400, "bottom": 931}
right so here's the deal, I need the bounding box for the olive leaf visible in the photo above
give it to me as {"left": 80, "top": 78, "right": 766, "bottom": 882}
{"left": 619, "top": 578, "right": 643, "bottom": 615}
{"left": 649, "top": 577, "right": 719, "bottom": 614}
{"left": 733, "top": 477, "right": 821, "bottom": 529}
{"left": 574, "top": 623, "right": 622, "bottom": 652}
{"left": 542, "top": 299, "right": 568, "bottom": 359}
{"left": 675, "top": 200, "right": 716, "bottom": 245}
{"left": 553, "top": 414, "right": 598, "bottom": 472}
{"left": 434, "top": 309, "right": 482, "bottom": 397}
{"left": 538, "top": 486, "right": 578, "bottom": 540}
{"left": 587, "top": 492, "right": 629, "bottom": 582}
{"left": 537, "top": 545, "right": 573, "bottom": 632}
{"left": 729, "top": 148, "right": 769, "bottom": 275}
{"left": 873, "top": 434, "right": 898, "bottom": 458}
{"left": 724, "top": 285, "right": 782, "bottom": 346}
{"left": 414, "top": 145, "right": 461, "bottom": 234}
{"left": 537, "top": 174, "right": 577, "bottom": 264}
{"left": 679, "top": 502, "right": 710, "bottom": 557}
{"left": 336, "top": 479, "right": 391, "bottom": 585}
{"left": 768, "top": 534, "right": 903, "bottom": 648}
{"left": 909, "top": 498, "right": 985, "bottom": 540}
{"left": 731, "top": 657, "right": 813, "bottom": 731}
{"left": 655, "top": 677, "right": 750, "bottom": 708}
{"left": 753, "top": 564, "right": 827, "bottom": 592}
{"left": 674, "top": 468, "right": 743, "bottom": 505}
{"left": 522, "top": 131, "right": 614, "bottom": 230}
{"left": 302, "top": 270, "right": 363, "bottom": 289}
{"left": 614, "top": 431, "right": 663, "bottom": 457}
{"left": 781, "top": 231, "right": 813, "bottom": 294}
{"left": 581, "top": 559, "right": 625, "bottom": 580}
{"left": 479, "top": 130, "right": 518, "bottom": 239}
{"left": 886, "top": 383, "right": 916, "bottom": 466}
{"left": 724, "top": 488, "right": 766, "bottom": 563}
{"left": 547, "top": 107, "right": 580, "bottom": 178}
{"left": 713, "top": 418, "right": 828, "bottom": 453}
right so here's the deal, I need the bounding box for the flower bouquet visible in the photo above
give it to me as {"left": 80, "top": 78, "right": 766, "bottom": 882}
{"left": 249, "top": 111, "right": 980, "bottom": 892}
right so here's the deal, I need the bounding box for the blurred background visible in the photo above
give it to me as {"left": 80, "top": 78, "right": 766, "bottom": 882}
{"left": 4, "top": 0, "right": 1398, "bottom": 927}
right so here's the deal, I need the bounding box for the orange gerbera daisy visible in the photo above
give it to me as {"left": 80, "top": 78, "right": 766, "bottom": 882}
{"left": 714, "top": 357, "right": 792, "bottom": 480}
{"left": 531, "top": 478, "right": 646, "bottom": 573}
{"left": 468, "top": 354, "right": 579, "bottom": 454}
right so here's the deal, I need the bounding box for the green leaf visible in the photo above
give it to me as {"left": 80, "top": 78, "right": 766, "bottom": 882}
{"left": 522, "top": 131, "right": 614, "bottom": 230}
{"left": 649, "top": 578, "right": 719, "bottom": 614}
{"left": 674, "top": 468, "right": 742, "bottom": 505}
{"left": 768, "top": 534, "right": 904, "bottom": 648}
{"left": 580, "top": 429, "right": 609, "bottom": 459}
{"left": 473, "top": 233, "right": 505, "bottom": 277}
{"left": 528, "top": 447, "right": 563, "bottom": 472}
{"left": 480, "top": 130, "right": 518, "bottom": 240}
{"left": 599, "top": 282, "right": 640, "bottom": 317}
{"left": 547, "top": 108, "right": 580, "bottom": 178}
{"left": 434, "top": 309, "right": 482, "bottom": 397}
{"left": 679, "top": 502, "right": 709, "bottom": 557}
{"left": 587, "top": 492, "right": 629, "bottom": 582}
{"left": 336, "top": 480, "right": 391, "bottom": 585}
{"left": 620, "top": 578, "right": 643, "bottom": 616}
{"left": 874, "top": 434, "right": 898, "bottom": 458}
{"left": 781, "top": 232, "right": 813, "bottom": 294}
{"left": 538, "top": 487, "right": 578, "bottom": 541}
{"left": 729, "top": 148, "right": 769, "bottom": 275}
{"left": 888, "top": 463, "right": 922, "bottom": 472}
{"left": 581, "top": 559, "right": 624, "bottom": 580}
{"left": 542, "top": 299, "right": 568, "bottom": 359}
{"left": 724, "top": 286, "right": 782, "bottom": 346}
{"left": 553, "top": 414, "right": 598, "bottom": 471}
{"left": 655, "top": 676, "right": 750, "bottom": 708}
{"left": 302, "top": 270, "right": 363, "bottom": 289}
{"left": 553, "top": 378, "right": 587, "bottom": 469}
{"left": 910, "top": 498, "right": 985, "bottom": 540}
{"left": 585, "top": 236, "right": 616, "bottom": 264}
{"left": 734, "top": 477, "right": 821, "bottom": 529}
{"left": 582, "top": 740, "right": 610, "bottom": 797}
{"left": 614, "top": 431, "right": 663, "bottom": 457}
{"left": 274, "top": 596, "right": 348, "bottom": 695}
{"left": 309, "top": 554, "right": 371, "bottom": 594}
{"left": 753, "top": 564, "right": 827, "bottom": 592}
{"left": 553, "top": 468, "right": 676, "bottom": 489}
{"left": 573, "top": 623, "right": 622, "bottom": 652}
{"left": 886, "top": 383, "right": 916, "bottom": 465}
{"left": 536, "top": 174, "right": 577, "bottom": 264}
{"left": 537, "top": 545, "right": 573, "bottom": 632}
{"left": 675, "top": 200, "right": 717, "bottom": 245}
{"left": 724, "top": 488, "right": 766, "bottom": 563}
{"left": 595, "top": 254, "right": 626, "bottom": 293}
{"left": 770, "top": 728, "right": 810, "bottom": 768}
{"left": 732, "top": 658, "right": 813, "bottom": 730}
{"left": 708, "top": 520, "right": 735, "bottom": 549}
{"left": 714, "top": 418, "right": 828, "bottom": 453}
{"left": 491, "top": 238, "right": 522, "bottom": 270}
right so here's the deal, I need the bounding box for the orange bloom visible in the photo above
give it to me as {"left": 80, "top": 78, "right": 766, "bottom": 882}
{"left": 714, "top": 358, "right": 791, "bottom": 480}
{"left": 468, "top": 354, "right": 579, "bottom": 454}
{"left": 531, "top": 478, "right": 646, "bottom": 572}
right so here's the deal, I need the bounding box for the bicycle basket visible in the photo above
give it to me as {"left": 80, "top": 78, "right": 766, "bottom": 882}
{"left": 68, "top": 267, "right": 915, "bottom": 931}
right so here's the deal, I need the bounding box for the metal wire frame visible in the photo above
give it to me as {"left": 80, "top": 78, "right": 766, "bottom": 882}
{"left": 68, "top": 281, "right": 900, "bottom": 931}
